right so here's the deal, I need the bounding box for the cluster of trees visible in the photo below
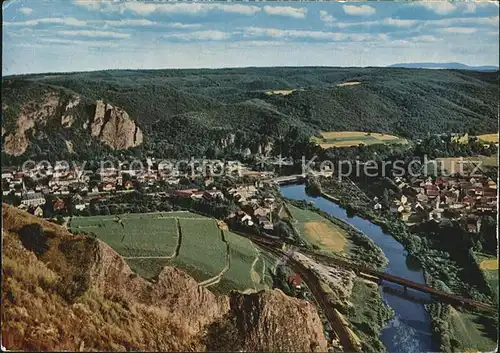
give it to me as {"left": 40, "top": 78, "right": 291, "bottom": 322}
{"left": 414, "top": 135, "right": 497, "bottom": 159}
{"left": 3, "top": 67, "right": 497, "bottom": 164}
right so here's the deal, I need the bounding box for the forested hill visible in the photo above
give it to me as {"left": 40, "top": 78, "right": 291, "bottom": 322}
{"left": 2, "top": 67, "right": 498, "bottom": 162}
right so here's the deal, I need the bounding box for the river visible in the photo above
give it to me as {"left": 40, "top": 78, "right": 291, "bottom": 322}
{"left": 280, "top": 184, "right": 437, "bottom": 353}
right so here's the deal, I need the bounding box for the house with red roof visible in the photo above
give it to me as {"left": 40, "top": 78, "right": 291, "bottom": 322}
{"left": 288, "top": 273, "right": 303, "bottom": 289}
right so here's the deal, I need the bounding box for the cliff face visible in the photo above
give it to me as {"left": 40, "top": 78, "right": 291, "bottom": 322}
{"left": 2, "top": 93, "right": 143, "bottom": 156}
{"left": 3, "top": 93, "right": 60, "bottom": 156}
{"left": 91, "top": 100, "right": 143, "bottom": 150}
{"left": 1, "top": 204, "right": 327, "bottom": 352}
{"left": 229, "top": 290, "right": 328, "bottom": 352}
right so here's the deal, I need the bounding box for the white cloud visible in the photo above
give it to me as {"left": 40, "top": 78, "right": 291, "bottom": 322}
{"left": 215, "top": 4, "right": 261, "bottom": 16}
{"left": 331, "top": 16, "right": 498, "bottom": 30}
{"left": 461, "top": 3, "right": 477, "bottom": 14}
{"left": 229, "top": 40, "right": 288, "bottom": 48}
{"left": 3, "top": 17, "right": 161, "bottom": 28}
{"left": 411, "top": 1, "right": 499, "bottom": 15}
{"left": 343, "top": 5, "right": 376, "bottom": 16}
{"left": 242, "top": 27, "right": 383, "bottom": 42}
{"left": 410, "top": 35, "right": 439, "bottom": 42}
{"left": 38, "top": 37, "right": 121, "bottom": 47}
{"left": 4, "top": 17, "right": 87, "bottom": 27}
{"left": 164, "top": 30, "right": 231, "bottom": 41}
{"left": 93, "top": 19, "right": 158, "bottom": 27}
{"left": 335, "top": 17, "right": 418, "bottom": 28}
{"left": 262, "top": 6, "right": 307, "bottom": 19}
{"left": 74, "top": 1, "right": 261, "bottom": 16}
{"left": 443, "top": 27, "right": 478, "bottom": 34}
{"left": 429, "top": 16, "right": 499, "bottom": 27}
{"left": 319, "top": 10, "right": 335, "bottom": 25}
{"left": 58, "top": 30, "right": 130, "bottom": 39}
{"left": 18, "top": 7, "right": 33, "bottom": 15}
{"left": 167, "top": 22, "right": 203, "bottom": 29}
{"left": 411, "top": 2, "right": 457, "bottom": 15}
{"left": 72, "top": 0, "right": 115, "bottom": 11}
{"left": 382, "top": 18, "right": 419, "bottom": 27}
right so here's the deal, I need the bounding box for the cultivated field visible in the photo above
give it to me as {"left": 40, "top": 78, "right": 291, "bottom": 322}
{"left": 337, "top": 81, "right": 361, "bottom": 87}
{"left": 70, "top": 212, "right": 278, "bottom": 293}
{"left": 435, "top": 157, "right": 477, "bottom": 175}
{"left": 173, "top": 218, "right": 227, "bottom": 282}
{"left": 210, "top": 231, "right": 277, "bottom": 293}
{"left": 286, "top": 204, "right": 348, "bottom": 253}
{"left": 436, "top": 155, "right": 499, "bottom": 176}
{"left": 479, "top": 259, "right": 498, "bottom": 270}
{"left": 476, "top": 253, "right": 498, "bottom": 302}
{"left": 312, "top": 131, "right": 406, "bottom": 149}
{"left": 265, "top": 89, "right": 295, "bottom": 95}
{"left": 477, "top": 133, "right": 499, "bottom": 144}
{"left": 472, "top": 155, "right": 498, "bottom": 175}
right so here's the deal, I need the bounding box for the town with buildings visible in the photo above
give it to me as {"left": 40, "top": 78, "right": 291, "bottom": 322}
{"left": 3, "top": 152, "right": 497, "bottom": 239}
{"left": 388, "top": 173, "right": 497, "bottom": 232}
{"left": 1, "top": 158, "right": 287, "bottom": 233}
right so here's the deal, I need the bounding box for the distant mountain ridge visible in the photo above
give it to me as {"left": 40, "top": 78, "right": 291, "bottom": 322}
{"left": 389, "top": 62, "right": 499, "bottom": 71}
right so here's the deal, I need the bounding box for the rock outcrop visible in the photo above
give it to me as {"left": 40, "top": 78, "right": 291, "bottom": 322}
{"left": 61, "top": 96, "right": 80, "bottom": 128}
{"left": 2, "top": 93, "right": 143, "bottom": 156}
{"left": 90, "top": 241, "right": 230, "bottom": 336}
{"left": 3, "top": 93, "right": 60, "bottom": 156}
{"left": 2, "top": 204, "right": 327, "bottom": 352}
{"left": 229, "top": 290, "right": 328, "bottom": 352}
{"left": 90, "top": 100, "right": 143, "bottom": 150}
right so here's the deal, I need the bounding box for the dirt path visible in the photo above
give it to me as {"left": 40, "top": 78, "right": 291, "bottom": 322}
{"left": 249, "top": 251, "right": 261, "bottom": 286}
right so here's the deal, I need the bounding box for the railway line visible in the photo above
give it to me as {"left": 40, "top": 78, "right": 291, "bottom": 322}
{"left": 247, "top": 234, "right": 496, "bottom": 313}
{"left": 257, "top": 242, "right": 361, "bottom": 353}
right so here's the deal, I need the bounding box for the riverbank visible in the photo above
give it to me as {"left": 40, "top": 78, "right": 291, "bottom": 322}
{"left": 284, "top": 198, "right": 388, "bottom": 270}
{"left": 346, "top": 279, "right": 394, "bottom": 352}
{"left": 280, "top": 184, "right": 436, "bottom": 353}
{"left": 316, "top": 178, "right": 497, "bottom": 352}
{"left": 279, "top": 189, "right": 393, "bottom": 352}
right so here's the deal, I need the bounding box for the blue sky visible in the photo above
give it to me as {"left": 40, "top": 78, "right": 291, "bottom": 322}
{"left": 2, "top": 0, "right": 499, "bottom": 75}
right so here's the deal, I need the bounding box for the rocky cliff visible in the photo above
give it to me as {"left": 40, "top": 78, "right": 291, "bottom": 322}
{"left": 229, "top": 290, "right": 328, "bottom": 352}
{"left": 1, "top": 204, "right": 327, "bottom": 352}
{"left": 2, "top": 92, "right": 143, "bottom": 156}
{"left": 2, "top": 92, "right": 60, "bottom": 156}
{"left": 90, "top": 100, "right": 143, "bottom": 150}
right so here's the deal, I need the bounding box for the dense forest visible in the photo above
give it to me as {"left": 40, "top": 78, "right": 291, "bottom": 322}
{"left": 2, "top": 67, "right": 498, "bottom": 163}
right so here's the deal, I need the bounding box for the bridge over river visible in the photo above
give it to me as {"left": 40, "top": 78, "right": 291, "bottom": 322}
{"left": 304, "top": 251, "right": 497, "bottom": 313}
{"left": 245, "top": 232, "right": 496, "bottom": 313}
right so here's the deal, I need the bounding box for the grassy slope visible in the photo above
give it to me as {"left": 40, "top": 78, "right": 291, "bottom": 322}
{"left": 70, "top": 215, "right": 178, "bottom": 257}
{"left": 448, "top": 308, "right": 497, "bottom": 352}
{"left": 71, "top": 212, "right": 281, "bottom": 291}
{"left": 217, "top": 231, "right": 259, "bottom": 292}
{"left": 1, "top": 204, "right": 196, "bottom": 351}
